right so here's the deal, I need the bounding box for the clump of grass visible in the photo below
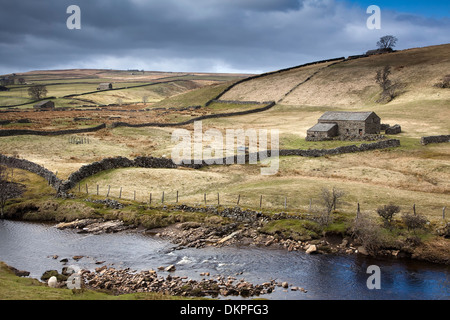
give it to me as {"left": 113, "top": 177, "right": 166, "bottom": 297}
{"left": 259, "top": 219, "right": 322, "bottom": 241}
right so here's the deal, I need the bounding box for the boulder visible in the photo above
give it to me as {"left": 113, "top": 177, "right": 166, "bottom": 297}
{"left": 7, "top": 266, "right": 30, "bottom": 277}
{"left": 165, "top": 265, "right": 176, "bottom": 272}
{"left": 385, "top": 124, "right": 401, "bottom": 135}
{"left": 340, "top": 239, "right": 349, "bottom": 248}
{"left": 216, "top": 230, "right": 242, "bottom": 245}
{"left": 357, "top": 246, "right": 369, "bottom": 256}
{"left": 305, "top": 244, "right": 317, "bottom": 254}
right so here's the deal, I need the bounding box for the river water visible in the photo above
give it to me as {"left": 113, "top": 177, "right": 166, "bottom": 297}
{"left": 0, "top": 220, "right": 448, "bottom": 300}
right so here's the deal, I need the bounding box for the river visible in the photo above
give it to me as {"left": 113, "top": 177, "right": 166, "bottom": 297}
{"left": 0, "top": 220, "right": 448, "bottom": 300}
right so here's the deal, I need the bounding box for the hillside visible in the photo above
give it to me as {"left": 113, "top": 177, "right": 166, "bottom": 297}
{"left": 0, "top": 44, "right": 449, "bottom": 226}
{"left": 220, "top": 44, "right": 450, "bottom": 108}
{"left": 0, "top": 69, "right": 249, "bottom": 108}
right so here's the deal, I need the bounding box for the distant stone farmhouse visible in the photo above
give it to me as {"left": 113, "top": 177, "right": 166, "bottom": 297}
{"left": 366, "top": 48, "right": 394, "bottom": 56}
{"left": 307, "top": 111, "right": 381, "bottom": 141}
{"left": 97, "top": 83, "right": 113, "bottom": 90}
{"left": 0, "top": 76, "right": 14, "bottom": 86}
{"left": 33, "top": 100, "right": 55, "bottom": 111}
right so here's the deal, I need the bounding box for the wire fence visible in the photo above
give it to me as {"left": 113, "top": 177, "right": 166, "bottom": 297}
{"left": 75, "top": 182, "right": 318, "bottom": 212}
{"left": 74, "top": 182, "right": 447, "bottom": 219}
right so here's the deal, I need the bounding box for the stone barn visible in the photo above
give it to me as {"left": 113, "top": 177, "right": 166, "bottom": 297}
{"left": 307, "top": 123, "right": 338, "bottom": 141}
{"left": 97, "top": 83, "right": 113, "bottom": 90}
{"left": 33, "top": 100, "right": 55, "bottom": 111}
{"left": 307, "top": 111, "right": 381, "bottom": 141}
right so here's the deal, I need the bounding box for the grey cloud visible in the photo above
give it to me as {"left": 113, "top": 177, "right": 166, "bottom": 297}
{"left": 0, "top": 0, "right": 449, "bottom": 74}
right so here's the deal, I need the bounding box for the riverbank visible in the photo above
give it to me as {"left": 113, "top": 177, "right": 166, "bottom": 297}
{"left": 1, "top": 219, "right": 449, "bottom": 301}
{"left": 0, "top": 261, "right": 204, "bottom": 300}
{"left": 5, "top": 198, "right": 450, "bottom": 264}
{"left": 3, "top": 190, "right": 450, "bottom": 266}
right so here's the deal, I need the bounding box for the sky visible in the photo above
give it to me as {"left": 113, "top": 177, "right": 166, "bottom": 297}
{"left": 0, "top": 0, "right": 449, "bottom": 75}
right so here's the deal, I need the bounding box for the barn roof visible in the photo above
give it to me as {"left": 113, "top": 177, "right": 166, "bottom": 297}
{"left": 319, "top": 111, "right": 377, "bottom": 122}
{"left": 34, "top": 100, "right": 53, "bottom": 107}
{"left": 307, "top": 122, "right": 338, "bottom": 132}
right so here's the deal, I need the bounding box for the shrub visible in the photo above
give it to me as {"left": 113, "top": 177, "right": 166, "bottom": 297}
{"left": 434, "top": 75, "right": 450, "bottom": 88}
{"left": 402, "top": 213, "right": 428, "bottom": 232}
{"left": 377, "top": 204, "right": 400, "bottom": 227}
{"left": 350, "top": 216, "right": 385, "bottom": 255}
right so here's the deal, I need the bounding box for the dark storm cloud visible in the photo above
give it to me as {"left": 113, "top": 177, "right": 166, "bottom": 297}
{"left": 0, "top": 0, "right": 449, "bottom": 74}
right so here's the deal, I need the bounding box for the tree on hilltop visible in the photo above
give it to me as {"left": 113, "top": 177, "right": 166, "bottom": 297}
{"left": 377, "top": 35, "right": 398, "bottom": 50}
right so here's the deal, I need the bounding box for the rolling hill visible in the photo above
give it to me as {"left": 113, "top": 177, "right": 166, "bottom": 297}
{"left": 219, "top": 44, "right": 450, "bottom": 108}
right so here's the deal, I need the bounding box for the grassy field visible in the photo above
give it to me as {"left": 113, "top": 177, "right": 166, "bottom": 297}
{"left": 0, "top": 69, "right": 248, "bottom": 108}
{"left": 0, "top": 46, "right": 449, "bottom": 302}
{"left": 0, "top": 45, "right": 449, "bottom": 228}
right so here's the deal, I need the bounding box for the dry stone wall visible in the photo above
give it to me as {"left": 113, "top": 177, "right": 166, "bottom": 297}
{"left": 0, "top": 154, "right": 62, "bottom": 190}
{"left": 0, "top": 139, "right": 400, "bottom": 193}
{"left": 420, "top": 135, "right": 450, "bottom": 145}
{"left": 0, "top": 124, "right": 106, "bottom": 137}
{"left": 111, "top": 102, "right": 276, "bottom": 129}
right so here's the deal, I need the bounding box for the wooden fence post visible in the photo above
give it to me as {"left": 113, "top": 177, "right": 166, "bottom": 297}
{"left": 97, "top": 184, "right": 99, "bottom": 196}
{"left": 444, "top": 207, "right": 446, "bottom": 220}
{"left": 134, "top": 191, "right": 136, "bottom": 201}
{"left": 413, "top": 204, "right": 416, "bottom": 215}
{"left": 260, "top": 195, "right": 263, "bottom": 209}
{"left": 217, "top": 193, "right": 220, "bottom": 206}
{"left": 204, "top": 193, "right": 206, "bottom": 205}
{"left": 149, "top": 193, "right": 152, "bottom": 205}
{"left": 176, "top": 191, "right": 179, "bottom": 203}
{"left": 107, "top": 185, "right": 110, "bottom": 198}
{"left": 162, "top": 191, "right": 165, "bottom": 204}
{"left": 85, "top": 184, "right": 88, "bottom": 194}
{"left": 357, "top": 202, "right": 360, "bottom": 219}
{"left": 284, "top": 197, "right": 287, "bottom": 210}
{"left": 237, "top": 194, "right": 240, "bottom": 206}
{"left": 119, "top": 187, "right": 122, "bottom": 199}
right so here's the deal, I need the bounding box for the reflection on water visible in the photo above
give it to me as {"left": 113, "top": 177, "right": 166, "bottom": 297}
{"left": 0, "top": 220, "right": 448, "bottom": 300}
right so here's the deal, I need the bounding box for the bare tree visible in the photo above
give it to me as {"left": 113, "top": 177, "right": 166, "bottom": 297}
{"left": 318, "top": 187, "right": 345, "bottom": 225}
{"left": 375, "top": 66, "right": 392, "bottom": 92}
{"left": 28, "top": 85, "right": 48, "bottom": 100}
{"left": 377, "top": 35, "right": 398, "bottom": 50}
{"left": 375, "top": 66, "right": 404, "bottom": 103}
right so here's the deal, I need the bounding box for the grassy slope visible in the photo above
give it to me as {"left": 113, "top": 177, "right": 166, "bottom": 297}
{"left": 79, "top": 45, "right": 450, "bottom": 221}
{"left": 1, "top": 45, "right": 449, "bottom": 221}
{"left": 220, "top": 61, "right": 337, "bottom": 103}
{"left": 220, "top": 44, "right": 450, "bottom": 108}
{"left": 0, "top": 69, "right": 246, "bottom": 108}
